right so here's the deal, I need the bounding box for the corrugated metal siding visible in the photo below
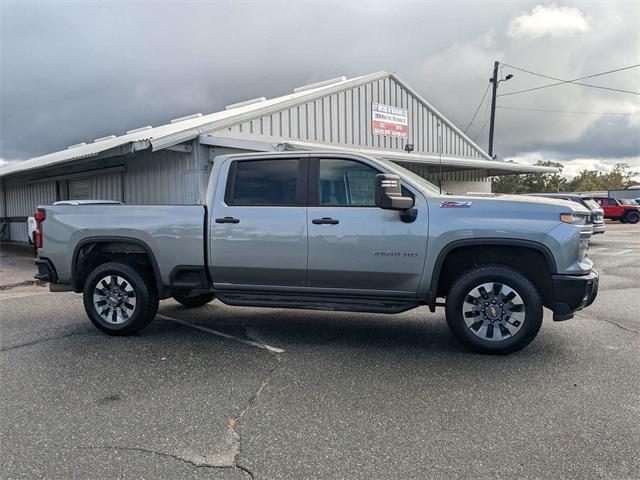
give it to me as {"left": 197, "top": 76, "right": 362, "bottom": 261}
{"left": 124, "top": 149, "right": 192, "bottom": 204}
{"left": 90, "top": 171, "right": 123, "bottom": 201}
{"left": 224, "top": 77, "right": 484, "bottom": 159}
{"left": 2, "top": 181, "right": 57, "bottom": 241}
{"left": 608, "top": 189, "right": 640, "bottom": 199}
{"left": 4, "top": 181, "right": 57, "bottom": 216}
{"left": 9, "top": 223, "right": 28, "bottom": 242}
{"left": 0, "top": 184, "right": 6, "bottom": 217}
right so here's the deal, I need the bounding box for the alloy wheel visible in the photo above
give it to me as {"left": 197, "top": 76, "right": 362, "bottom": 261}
{"left": 462, "top": 282, "right": 525, "bottom": 342}
{"left": 93, "top": 275, "right": 137, "bottom": 324}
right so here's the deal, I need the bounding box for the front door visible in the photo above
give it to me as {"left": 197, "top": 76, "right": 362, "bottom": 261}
{"left": 606, "top": 198, "right": 624, "bottom": 217}
{"left": 210, "top": 155, "right": 308, "bottom": 288}
{"left": 307, "top": 157, "right": 427, "bottom": 295}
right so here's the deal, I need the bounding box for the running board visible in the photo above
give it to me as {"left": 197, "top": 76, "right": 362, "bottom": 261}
{"left": 215, "top": 291, "right": 421, "bottom": 314}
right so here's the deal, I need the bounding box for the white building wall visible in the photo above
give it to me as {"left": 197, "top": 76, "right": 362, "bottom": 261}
{"left": 223, "top": 76, "right": 486, "bottom": 159}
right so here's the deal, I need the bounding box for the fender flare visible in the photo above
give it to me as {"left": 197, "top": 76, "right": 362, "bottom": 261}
{"left": 426, "top": 238, "right": 557, "bottom": 309}
{"left": 71, "top": 236, "right": 165, "bottom": 295}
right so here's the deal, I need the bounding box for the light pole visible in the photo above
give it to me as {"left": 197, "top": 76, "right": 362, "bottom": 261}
{"left": 488, "top": 61, "right": 513, "bottom": 159}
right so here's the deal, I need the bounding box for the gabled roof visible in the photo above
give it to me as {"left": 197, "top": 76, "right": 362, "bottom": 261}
{"left": 1, "top": 71, "right": 493, "bottom": 178}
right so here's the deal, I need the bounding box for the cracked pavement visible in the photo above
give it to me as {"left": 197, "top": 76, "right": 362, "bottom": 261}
{"left": 1, "top": 223, "right": 639, "bottom": 479}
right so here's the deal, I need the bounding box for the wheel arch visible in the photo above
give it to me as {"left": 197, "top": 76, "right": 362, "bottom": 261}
{"left": 71, "top": 236, "right": 166, "bottom": 297}
{"left": 427, "top": 239, "right": 557, "bottom": 310}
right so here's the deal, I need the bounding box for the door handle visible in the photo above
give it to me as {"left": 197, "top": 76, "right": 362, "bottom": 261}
{"left": 215, "top": 216, "right": 240, "bottom": 224}
{"left": 312, "top": 217, "right": 339, "bottom": 225}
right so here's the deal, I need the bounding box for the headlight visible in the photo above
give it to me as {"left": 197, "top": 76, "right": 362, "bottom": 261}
{"left": 560, "top": 213, "right": 588, "bottom": 225}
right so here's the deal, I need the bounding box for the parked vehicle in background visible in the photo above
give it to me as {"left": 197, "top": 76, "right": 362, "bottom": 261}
{"left": 591, "top": 196, "right": 640, "bottom": 224}
{"left": 527, "top": 193, "right": 606, "bottom": 234}
{"left": 32, "top": 151, "right": 599, "bottom": 354}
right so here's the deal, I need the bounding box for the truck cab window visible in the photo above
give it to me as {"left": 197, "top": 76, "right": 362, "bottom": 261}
{"left": 229, "top": 159, "right": 299, "bottom": 206}
{"left": 319, "top": 159, "right": 378, "bottom": 206}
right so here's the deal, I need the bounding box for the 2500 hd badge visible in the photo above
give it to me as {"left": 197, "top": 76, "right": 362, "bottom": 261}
{"left": 373, "top": 251, "right": 419, "bottom": 257}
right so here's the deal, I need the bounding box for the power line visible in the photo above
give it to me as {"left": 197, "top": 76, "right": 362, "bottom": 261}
{"left": 472, "top": 115, "right": 490, "bottom": 142}
{"left": 463, "top": 82, "right": 490, "bottom": 133}
{"left": 497, "top": 105, "right": 640, "bottom": 115}
{"left": 471, "top": 86, "right": 493, "bottom": 142}
{"left": 498, "top": 63, "right": 640, "bottom": 97}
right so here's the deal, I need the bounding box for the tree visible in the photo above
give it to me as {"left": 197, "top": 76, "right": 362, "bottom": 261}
{"left": 492, "top": 160, "right": 567, "bottom": 193}
{"left": 492, "top": 161, "right": 639, "bottom": 194}
{"left": 567, "top": 163, "right": 639, "bottom": 192}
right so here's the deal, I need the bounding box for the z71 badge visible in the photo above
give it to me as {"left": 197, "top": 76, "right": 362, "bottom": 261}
{"left": 440, "top": 201, "right": 472, "bottom": 208}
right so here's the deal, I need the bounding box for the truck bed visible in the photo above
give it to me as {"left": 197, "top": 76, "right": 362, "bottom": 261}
{"left": 38, "top": 204, "right": 206, "bottom": 287}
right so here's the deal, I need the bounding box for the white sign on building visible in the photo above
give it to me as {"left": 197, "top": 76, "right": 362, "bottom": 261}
{"left": 371, "top": 102, "right": 408, "bottom": 138}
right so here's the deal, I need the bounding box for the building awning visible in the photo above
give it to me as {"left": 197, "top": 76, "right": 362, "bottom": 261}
{"left": 200, "top": 134, "right": 558, "bottom": 176}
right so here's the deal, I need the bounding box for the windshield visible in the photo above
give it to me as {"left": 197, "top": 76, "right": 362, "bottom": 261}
{"left": 373, "top": 157, "right": 442, "bottom": 195}
{"left": 619, "top": 199, "right": 636, "bottom": 205}
{"left": 582, "top": 198, "right": 601, "bottom": 210}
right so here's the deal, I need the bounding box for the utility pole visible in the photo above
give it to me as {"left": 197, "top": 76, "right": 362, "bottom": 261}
{"left": 487, "top": 60, "right": 514, "bottom": 159}
{"left": 488, "top": 60, "right": 499, "bottom": 159}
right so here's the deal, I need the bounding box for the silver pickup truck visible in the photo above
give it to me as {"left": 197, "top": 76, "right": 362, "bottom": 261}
{"left": 33, "top": 151, "right": 598, "bottom": 354}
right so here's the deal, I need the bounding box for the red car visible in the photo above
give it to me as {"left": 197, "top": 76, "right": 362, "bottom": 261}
{"left": 591, "top": 196, "right": 640, "bottom": 224}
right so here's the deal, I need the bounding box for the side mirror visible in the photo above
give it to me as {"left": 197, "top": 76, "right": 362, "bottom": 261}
{"left": 375, "top": 174, "right": 414, "bottom": 211}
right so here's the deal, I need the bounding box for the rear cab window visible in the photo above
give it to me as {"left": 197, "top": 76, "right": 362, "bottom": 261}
{"left": 225, "top": 158, "right": 306, "bottom": 206}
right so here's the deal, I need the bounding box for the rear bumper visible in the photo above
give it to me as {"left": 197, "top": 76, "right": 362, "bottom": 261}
{"left": 34, "top": 258, "right": 57, "bottom": 283}
{"left": 551, "top": 270, "right": 599, "bottom": 321}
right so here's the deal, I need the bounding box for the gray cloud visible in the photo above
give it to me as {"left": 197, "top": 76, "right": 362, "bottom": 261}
{"left": 1, "top": 0, "right": 638, "bottom": 164}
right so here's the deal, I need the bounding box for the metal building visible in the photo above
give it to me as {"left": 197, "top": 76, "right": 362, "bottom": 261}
{"left": 608, "top": 186, "right": 640, "bottom": 200}
{"left": 0, "top": 71, "right": 555, "bottom": 242}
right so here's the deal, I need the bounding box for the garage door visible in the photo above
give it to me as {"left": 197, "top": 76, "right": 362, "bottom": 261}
{"left": 68, "top": 178, "right": 92, "bottom": 200}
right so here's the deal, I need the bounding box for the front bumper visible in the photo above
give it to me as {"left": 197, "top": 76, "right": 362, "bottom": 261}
{"left": 551, "top": 269, "right": 599, "bottom": 321}
{"left": 592, "top": 223, "right": 606, "bottom": 234}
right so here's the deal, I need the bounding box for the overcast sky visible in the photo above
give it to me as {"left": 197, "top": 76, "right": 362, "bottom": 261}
{"left": 1, "top": 0, "right": 638, "bottom": 178}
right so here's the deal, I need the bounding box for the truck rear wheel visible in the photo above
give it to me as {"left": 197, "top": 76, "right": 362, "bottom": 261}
{"left": 172, "top": 291, "right": 216, "bottom": 308}
{"left": 445, "top": 265, "right": 543, "bottom": 354}
{"left": 83, "top": 261, "right": 159, "bottom": 336}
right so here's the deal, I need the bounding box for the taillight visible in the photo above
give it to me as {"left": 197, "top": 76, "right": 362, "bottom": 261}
{"left": 34, "top": 230, "right": 42, "bottom": 249}
{"left": 34, "top": 209, "right": 45, "bottom": 249}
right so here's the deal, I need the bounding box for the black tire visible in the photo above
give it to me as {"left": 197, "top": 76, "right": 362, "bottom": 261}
{"left": 83, "top": 261, "right": 159, "bottom": 336}
{"left": 624, "top": 211, "right": 639, "bottom": 224}
{"left": 172, "top": 291, "right": 216, "bottom": 308}
{"left": 445, "top": 264, "right": 543, "bottom": 355}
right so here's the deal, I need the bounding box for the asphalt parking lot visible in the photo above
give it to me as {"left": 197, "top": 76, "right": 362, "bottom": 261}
{"left": 1, "top": 223, "right": 639, "bottom": 479}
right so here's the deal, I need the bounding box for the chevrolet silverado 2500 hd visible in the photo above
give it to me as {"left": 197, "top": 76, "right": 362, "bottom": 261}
{"left": 33, "top": 151, "right": 598, "bottom": 354}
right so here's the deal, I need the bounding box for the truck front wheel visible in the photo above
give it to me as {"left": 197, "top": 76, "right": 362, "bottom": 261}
{"left": 83, "top": 261, "right": 159, "bottom": 336}
{"left": 445, "top": 265, "right": 543, "bottom": 354}
{"left": 172, "top": 291, "right": 216, "bottom": 308}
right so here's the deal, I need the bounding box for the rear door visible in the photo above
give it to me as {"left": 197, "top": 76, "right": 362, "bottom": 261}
{"left": 210, "top": 155, "right": 309, "bottom": 288}
{"left": 306, "top": 157, "right": 427, "bottom": 295}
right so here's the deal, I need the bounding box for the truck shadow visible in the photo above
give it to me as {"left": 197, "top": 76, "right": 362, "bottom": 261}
{"left": 158, "top": 300, "right": 565, "bottom": 360}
